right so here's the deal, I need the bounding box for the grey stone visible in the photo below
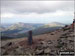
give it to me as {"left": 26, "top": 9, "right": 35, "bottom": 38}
{"left": 44, "top": 48, "right": 51, "bottom": 54}
{"left": 35, "top": 49, "right": 44, "bottom": 55}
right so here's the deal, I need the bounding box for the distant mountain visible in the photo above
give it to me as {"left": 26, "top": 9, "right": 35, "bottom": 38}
{"left": 1, "top": 22, "right": 44, "bottom": 35}
{"left": 44, "top": 22, "right": 65, "bottom": 28}
{"left": 9, "top": 26, "right": 62, "bottom": 38}
{"left": 1, "top": 23, "right": 12, "bottom": 28}
{"left": 7, "top": 22, "right": 34, "bottom": 30}
{"left": 1, "top": 22, "right": 32, "bottom": 35}
{"left": 1, "top": 22, "right": 44, "bottom": 31}
{"left": 0, "top": 26, "right": 6, "bottom": 32}
{"left": 1, "top": 22, "right": 65, "bottom": 38}
{"left": 32, "top": 27, "right": 62, "bottom": 35}
{"left": 5, "top": 22, "right": 64, "bottom": 38}
{"left": 31, "top": 22, "right": 65, "bottom": 36}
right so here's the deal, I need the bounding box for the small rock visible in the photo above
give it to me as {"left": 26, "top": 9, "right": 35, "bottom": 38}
{"left": 50, "top": 33, "right": 54, "bottom": 35}
{"left": 40, "top": 41, "right": 46, "bottom": 44}
{"left": 36, "top": 45, "right": 43, "bottom": 50}
{"left": 14, "top": 46, "right": 25, "bottom": 55}
{"left": 6, "top": 42, "right": 13, "bottom": 46}
{"left": 44, "top": 48, "right": 51, "bottom": 54}
{"left": 35, "top": 49, "right": 44, "bottom": 55}
{"left": 47, "top": 40, "right": 52, "bottom": 44}
{"left": 1, "top": 49, "right": 6, "bottom": 55}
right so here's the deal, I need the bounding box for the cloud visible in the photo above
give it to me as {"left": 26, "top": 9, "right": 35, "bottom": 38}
{"left": 1, "top": 10, "right": 73, "bottom": 19}
{"left": 1, "top": 13, "right": 14, "bottom": 18}
{"left": 1, "top": 1, "right": 74, "bottom": 14}
{"left": 0, "top": 0, "right": 74, "bottom": 1}
{"left": 1, "top": 1, "right": 74, "bottom": 24}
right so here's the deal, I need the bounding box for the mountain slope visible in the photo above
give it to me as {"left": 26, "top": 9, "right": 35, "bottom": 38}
{"left": 1, "top": 22, "right": 65, "bottom": 38}
{"left": 44, "top": 22, "right": 65, "bottom": 28}
{"left": 7, "top": 22, "right": 34, "bottom": 30}
{"left": 0, "top": 26, "right": 6, "bottom": 32}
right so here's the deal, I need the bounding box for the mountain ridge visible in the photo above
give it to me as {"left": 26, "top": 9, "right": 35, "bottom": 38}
{"left": 1, "top": 22, "right": 65, "bottom": 38}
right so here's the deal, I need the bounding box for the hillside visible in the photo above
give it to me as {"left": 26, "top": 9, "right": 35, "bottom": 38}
{"left": 44, "top": 22, "right": 65, "bottom": 28}
{"left": 7, "top": 22, "right": 33, "bottom": 30}
{"left": 1, "top": 22, "right": 64, "bottom": 38}
{"left": 1, "top": 22, "right": 44, "bottom": 37}
{"left": 1, "top": 24, "right": 74, "bottom": 55}
{"left": 0, "top": 27, "right": 6, "bottom": 32}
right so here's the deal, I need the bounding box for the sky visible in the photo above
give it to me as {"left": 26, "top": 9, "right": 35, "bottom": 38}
{"left": 1, "top": 0, "right": 74, "bottom": 24}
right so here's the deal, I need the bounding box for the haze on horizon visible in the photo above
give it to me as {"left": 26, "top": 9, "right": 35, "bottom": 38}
{"left": 1, "top": 0, "right": 74, "bottom": 24}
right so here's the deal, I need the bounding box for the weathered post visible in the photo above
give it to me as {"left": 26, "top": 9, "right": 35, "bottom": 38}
{"left": 28, "top": 30, "right": 33, "bottom": 45}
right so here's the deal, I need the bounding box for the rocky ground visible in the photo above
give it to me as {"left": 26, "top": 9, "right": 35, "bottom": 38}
{"left": 0, "top": 24, "right": 75, "bottom": 56}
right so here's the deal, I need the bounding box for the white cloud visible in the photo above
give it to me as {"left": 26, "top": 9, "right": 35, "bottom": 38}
{"left": 1, "top": 1, "right": 74, "bottom": 14}
{"left": 1, "top": 1, "right": 74, "bottom": 24}
{"left": 1, "top": 13, "right": 14, "bottom": 18}
{"left": 2, "top": 10, "right": 73, "bottom": 19}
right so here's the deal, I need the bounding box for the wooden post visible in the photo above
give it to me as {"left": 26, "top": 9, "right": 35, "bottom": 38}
{"left": 28, "top": 30, "right": 33, "bottom": 45}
